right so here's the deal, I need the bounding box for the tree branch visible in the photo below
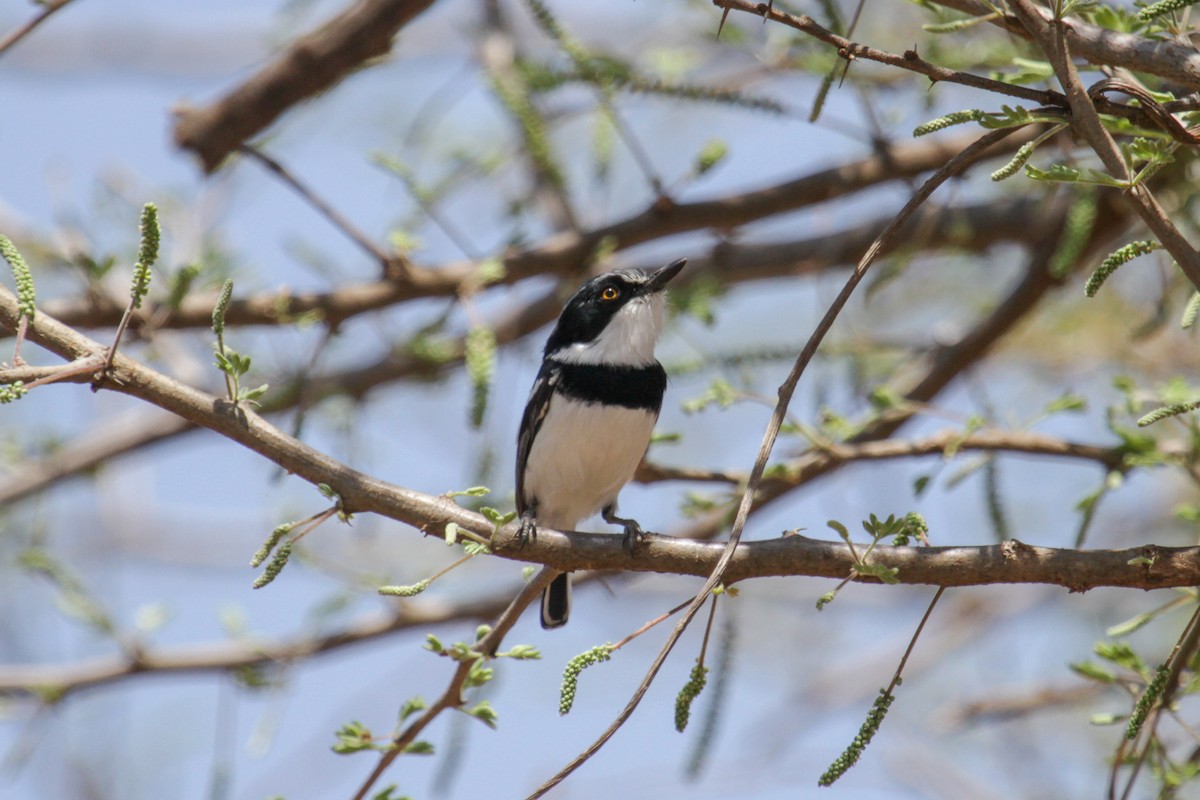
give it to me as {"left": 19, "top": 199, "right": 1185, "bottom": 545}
{"left": 40, "top": 131, "right": 1030, "bottom": 331}
{"left": 1, "top": 194, "right": 1058, "bottom": 507}
{"left": 0, "top": 0, "right": 76, "bottom": 59}
{"left": 712, "top": 0, "right": 1198, "bottom": 140}
{"left": 173, "top": 0, "right": 439, "bottom": 172}
{"left": 931, "top": 0, "right": 1200, "bottom": 91}
{"left": 637, "top": 428, "right": 1128, "bottom": 486}
{"left": 351, "top": 567, "right": 557, "bottom": 800}
{"left": 0, "top": 593, "right": 508, "bottom": 700}
{"left": 2, "top": 283, "right": 1192, "bottom": 598}
{"left": 1007, "top": 0, "right": 1200, "bottom": 293}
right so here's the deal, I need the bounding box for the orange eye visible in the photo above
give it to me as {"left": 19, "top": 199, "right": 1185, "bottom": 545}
{"left": 601, "top": 286, "right": 620, "bottom": 301}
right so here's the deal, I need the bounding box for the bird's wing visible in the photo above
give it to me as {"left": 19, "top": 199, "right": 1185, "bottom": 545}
{"left": 516, "top": 360, "right": 561, "bottom": 516}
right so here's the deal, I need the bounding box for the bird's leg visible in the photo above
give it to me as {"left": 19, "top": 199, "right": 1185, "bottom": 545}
{"left": 603, "top": 504, "right": 650, "bottom": 555}
{"left": 517, "top": 499, "right": 539, "bottom": 548}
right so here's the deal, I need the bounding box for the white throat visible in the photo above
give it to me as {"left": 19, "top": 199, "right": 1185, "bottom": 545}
{"left": 553, "top": 293, "right": 666, "bottom": 367}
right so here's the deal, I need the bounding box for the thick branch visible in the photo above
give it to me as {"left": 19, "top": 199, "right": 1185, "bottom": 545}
{"left": 0, "top": 195, "right": 1053, "bottom": 507}
{"left": 932, "top": 0, "right": 1200, "bottom": 90}
{"left": 41, "top": 131, "right": 1030, "bottom": 330}
{"left": 2, "top": 286, "right": 1193, "bottom": 597}
{"left": 488, "top": 531, "right": 1200, "bottom": 592}
{"left": 637, "top": 428, "right": 1128, "bottom": 485}
{"left": 0, "top": 594, "right": 507, "bottom": 700}
{"left": 173, "top": 0, "right": 438, "bottom": 172}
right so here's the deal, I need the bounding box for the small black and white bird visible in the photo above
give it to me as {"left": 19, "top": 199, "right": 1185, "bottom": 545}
{"left": 516, "top": 258, "right": 686, "bottom": 629}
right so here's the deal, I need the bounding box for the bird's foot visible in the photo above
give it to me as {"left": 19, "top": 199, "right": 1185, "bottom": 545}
{"left": 603, "top": 506, "right": 651, "bottom": 555}
{"left": 621, "top": 520, "right": 649, "bottom": 556}
{"left": 516, "top": 513, "right": 538, "bottom": 548}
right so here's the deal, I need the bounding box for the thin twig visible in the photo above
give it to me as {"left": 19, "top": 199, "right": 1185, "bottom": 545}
{"left": 237, "top": 144, "right": 408, "bottom": 278}
{"left": 697, "top": 593, "right": 720, "bottom": 667}
{"left": 612, "top": 597, "right": 694, "bottom": 651}
{"left": 887, "top": 587, "right": 946, "bottom": 695}
{"left": 0, "top": 0, "right": 75, "bottom": 59}
{"left": 103, "top": 304, "right": 137, "bottom": 375}
{"left": 351, "top": 567, "right": 556, "bottom": 800}
{"left": 713, "top": 0, "right": 1060, "bottom": 105}
{"left": 12, "top": 315, "right": 28, "bottom": 365}
{"left": 637, "top": 428, "right": 1129, "bottom": 486}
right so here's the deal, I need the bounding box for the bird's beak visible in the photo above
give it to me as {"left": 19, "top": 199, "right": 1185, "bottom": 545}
{"left": 645, "top": 258, "right": 687, "bottom": 293}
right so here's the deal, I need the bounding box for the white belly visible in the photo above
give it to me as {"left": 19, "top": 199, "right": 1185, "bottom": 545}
{"left": 523, "top": 396, "right": 657, "bottom": 530}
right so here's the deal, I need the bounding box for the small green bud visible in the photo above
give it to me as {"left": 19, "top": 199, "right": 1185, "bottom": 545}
{"left": 559, "top": 644, "right": 614, "bottom": 715}
{"left": 252, "top": 540, "right": 293, "bottom": 589}
{"left": 674, "top": 661, "right": 710, "bottom": 732}
{"left": 212, "top": 279, "right": 234, "bottom": 336}
{"left": 0, "top": 382, "right": 28, "bottom": 404}
{"left": 0, "top": 235, "right": 35, "bottom": 320}
{"left": 1085, "top": 241, "right": 1157, "bottom": 298}
{"left": 130, "top": 203, "right": 159, "bottom": 309}
{"left": 818, "top": 689, "right": 895, "bottom": 786}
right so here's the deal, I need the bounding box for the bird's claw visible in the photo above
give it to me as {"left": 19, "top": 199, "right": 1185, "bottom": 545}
{"left": 517, "top": 514, "right": 538, "bottom": 548}
{"left": 621, "top": 521, "right": 650, "bottom": 556}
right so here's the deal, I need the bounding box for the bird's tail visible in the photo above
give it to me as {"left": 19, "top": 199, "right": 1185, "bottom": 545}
{"left": 540, "top": 572, "right": 571, "bottom": 629}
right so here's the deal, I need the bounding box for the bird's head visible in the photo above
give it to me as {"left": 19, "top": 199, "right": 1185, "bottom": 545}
{"left": 544, "top": 258, "right": 686, "bottom": 366}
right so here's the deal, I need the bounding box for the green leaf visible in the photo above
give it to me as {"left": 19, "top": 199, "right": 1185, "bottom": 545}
{"left": 480, "top": 506, "right": 517, "bottom": 534}
{"left": 854, "top": 562, "right": 900, "bottom": 584}
{"left": 1025, "top": 163, "right": 1127, "bottom": 187}
{"left": 1106, "top": 611, "right": 1155, "bottom": 638}
{"left": 498, "top": 644, "right": 541, "bottom": 659}
{"left": 827, "top": 520, "right": 851, "bottom": 541}
{"left": 1046, "top": 394, "right": 1087, "bottom": 414}
{"left": 332, "top": 721, "right": 391, "bottom": 754}
{"left": 1091, "top": 712, "right": 1125, "bottom": 726}
{"left": 464, "top": 700, "right": 499, "bottom": 728}
{"left": 694, "top": 139, "right": 728, "bottom": 175}
{"left": 464, "top": 659, "right": 494, "bottom": 688}
{"left": 1094, "top": 641, "right": 1146, "bottom": 673}
{"left": 370, "top": 786, "right": 413, "bottom": 800}
{"left": 816, "top": 590, "right": 837, "bottom": 611}
{"left": 682, "top": 379, "right": 738, "bottom": 413}
{"left": 237, "top": 383, "right": 269, "bottom": 403}
{"left": 463, "top": 541, "right": 491, "bottom": 556}
{"left": 399, "top": 696, "right": 426, "bottom": 722}
{"left": 446, "top": 486, "right": 491, "bottom": 499}
{"left": 1070, "top": 660, "right": 1117, "bottom": 683}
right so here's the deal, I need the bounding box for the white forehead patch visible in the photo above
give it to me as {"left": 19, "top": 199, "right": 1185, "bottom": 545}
{"left": 553, "top": 293, "right": 666, "bottom": 367}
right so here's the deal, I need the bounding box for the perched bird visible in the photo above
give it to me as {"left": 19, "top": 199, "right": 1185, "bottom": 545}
{"left": 516, "top": 258, "right": 686, "bottom": 629}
